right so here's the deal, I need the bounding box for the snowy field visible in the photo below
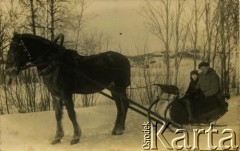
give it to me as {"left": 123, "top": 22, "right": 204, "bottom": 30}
{"left": 0, "top": 95, "right": 239, "bottom": 151}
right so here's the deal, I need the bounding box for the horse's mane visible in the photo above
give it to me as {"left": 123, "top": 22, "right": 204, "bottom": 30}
{"left": 18, "top": 33, "right": 59, "bottom": 48}
{"left": 15, "top": 33, "right": 83, "bottom": 60}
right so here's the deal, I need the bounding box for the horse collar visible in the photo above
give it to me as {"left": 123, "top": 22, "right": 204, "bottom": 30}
{"left": 17, "top": 36, "right": 65, "bottom": 76}
{"left": 38, "top": 62, "right": 58, "bottom": 76}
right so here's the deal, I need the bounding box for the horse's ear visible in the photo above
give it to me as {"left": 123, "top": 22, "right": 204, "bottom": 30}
{"left": 13, "top": 32, "right": 18, "bottom": 36}
{"left": 12, "top": 32, "right": 20, "bottom": 40}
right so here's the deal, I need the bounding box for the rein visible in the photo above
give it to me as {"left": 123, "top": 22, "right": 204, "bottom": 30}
{"left": 17, "top": 38, "right": 64, "bottom": 75}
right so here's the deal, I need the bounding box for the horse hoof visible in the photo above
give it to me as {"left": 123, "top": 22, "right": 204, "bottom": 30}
{"left": 112, "top": 129, "right": 124, "bottom": 135}
{"left": 51, "top": 139, "right": 61, "bottom": 145}
{"left": 70, "top": 139, "right": 79, "bottom": 145}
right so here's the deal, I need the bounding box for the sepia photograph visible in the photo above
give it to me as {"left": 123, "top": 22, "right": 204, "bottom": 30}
{"left": 0, "top": 0, "right": 239, "bottom": 150}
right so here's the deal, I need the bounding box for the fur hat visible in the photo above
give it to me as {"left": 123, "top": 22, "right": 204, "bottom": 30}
{"left": 190, "top": 70, "right": 198, "bottom": 76}
{"left": 198, "top": 62, "right": 209, "bottom": 69}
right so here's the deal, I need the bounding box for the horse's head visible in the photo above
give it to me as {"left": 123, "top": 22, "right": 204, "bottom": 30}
{"left": 5, "top": 33, "right": 31, "bottom": 75}
{"left": 6, "top": 33, "right": 65, "bottom": 76}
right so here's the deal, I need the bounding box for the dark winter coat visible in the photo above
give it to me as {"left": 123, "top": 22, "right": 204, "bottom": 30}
{"left": 184, "top": 70, "right": 199, "bottom": 99}
{"left": 186, "top": 78, "right": 198, "bottom": 97}
{"left": 196, "top": 68, "right": 220, "bottom": 97}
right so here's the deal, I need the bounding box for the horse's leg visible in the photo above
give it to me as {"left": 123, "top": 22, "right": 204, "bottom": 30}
{"left": 111, "top": 91, "right": 122, "bottom": 135}
{"left": 52, "top": 95, "right": 64, "bottom": 144}
{"left": 111, "top": 87, "right": 129, "bottom": 135}
{"left": 63, "top": 93, "right": 81, "bottom": 145}
{"left": 119, "top": 87, "right": 129, "bottom": 131}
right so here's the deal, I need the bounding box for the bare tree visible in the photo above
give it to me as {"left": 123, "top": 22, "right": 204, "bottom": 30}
{"left": 137, "top": 39, "right": 156, "bottom": 103}
{"left": 0, "top": 0, "right": 24, "bottom": 114}
{"left": 49, "top": 0, "right": 55, "bottom": 40}
{"left": 39, "top": 0, "right": 70, "bottom": 40}
{"left": 142, "top": 0, "right": 174, "bottom": 84}
{"left": 173, "top": 0, "right": 190, "bottom": 86}
{"left": 0, "top": 0, "right": 57, "bottom": 113}
{"left": 19, "top": 0, "right": 43, "bottom": 35}
{"left": 68, "top": 0, "right": 90, "bottom": 51}
{"left": 189, "top": 0, "right": 204, "bottom": 69}
{"left": 0, "top": 7, "right": 11, "bottom": 66}
{"left": 202, "top": 0, "right": 215, "bottom": 62}
{"left": 29, "top": 0, "right": 36, "bottom": 34}
{"left": 216, "top": 0, "right": 239, "bottom": 95}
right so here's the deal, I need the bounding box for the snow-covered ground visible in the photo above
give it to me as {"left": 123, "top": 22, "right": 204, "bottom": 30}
{"left": 0, "top": 96, "right": 240, "bottom": 151}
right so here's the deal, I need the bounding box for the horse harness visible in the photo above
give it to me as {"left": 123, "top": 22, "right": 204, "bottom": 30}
{"left": 17, "top": 38, "right": 65, "bottom": 76}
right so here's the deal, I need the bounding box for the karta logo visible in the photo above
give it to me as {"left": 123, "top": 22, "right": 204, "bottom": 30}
{"left": 142, "top": 122, "right": 239, "bottom": 150}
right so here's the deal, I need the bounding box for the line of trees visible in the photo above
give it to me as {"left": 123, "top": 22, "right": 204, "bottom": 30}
{"left": 0, "top": 0, "right": 239, "bottom": 113}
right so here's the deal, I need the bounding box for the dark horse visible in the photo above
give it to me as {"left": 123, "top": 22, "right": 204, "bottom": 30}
{"left": 5, "top": 33, "right": 131, "bottom": 145}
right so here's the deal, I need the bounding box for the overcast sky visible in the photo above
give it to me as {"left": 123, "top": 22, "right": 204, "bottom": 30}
{"left": 82, "top": 0, "right": 208, "bottom": 55}
{"left": 84, "top": 0, "right": 162, "bottom": 55}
